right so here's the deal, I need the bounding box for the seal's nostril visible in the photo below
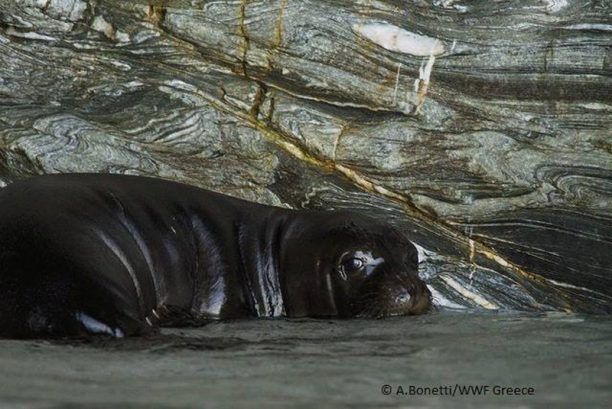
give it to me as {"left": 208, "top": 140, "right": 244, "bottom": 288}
{"left": 394, "top": 290, "right": 411, "bottom": 304}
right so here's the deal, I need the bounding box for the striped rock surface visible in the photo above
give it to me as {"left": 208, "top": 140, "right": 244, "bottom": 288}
{"left": 0, "top": 0, "right": 610, "bottom": 312}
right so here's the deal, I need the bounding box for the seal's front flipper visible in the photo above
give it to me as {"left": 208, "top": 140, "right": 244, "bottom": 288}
{"left": 74, "top": 312, "right": 125, "bottom": 338}
{"left": 0, "top": 255, "right": 151, "bottom": 339}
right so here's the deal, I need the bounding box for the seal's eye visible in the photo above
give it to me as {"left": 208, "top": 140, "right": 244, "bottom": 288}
{"left": 338, "top": 257, "right": 365, "bottom": 280}
{"left": 342, "top": 257, "right": 364, "bottom": 272}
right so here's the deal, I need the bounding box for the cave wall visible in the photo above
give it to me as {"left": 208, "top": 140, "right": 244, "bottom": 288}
{"left": 0, "top": 0, "right": 610, "bottom": 312}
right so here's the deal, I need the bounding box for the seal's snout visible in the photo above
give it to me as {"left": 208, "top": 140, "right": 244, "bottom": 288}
{"left": 351, "top": 265, "right": 431, "bottom": 318}
{"left": 375, "top": 274, "right": 431, "bottom": 317}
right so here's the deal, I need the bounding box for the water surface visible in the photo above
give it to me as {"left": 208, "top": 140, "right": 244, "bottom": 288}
{"left": 0, "top": 312, "right": 610, "bottom": 408}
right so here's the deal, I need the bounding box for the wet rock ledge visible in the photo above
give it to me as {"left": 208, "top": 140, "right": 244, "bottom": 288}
{"left": 0, "top": 0, "right": 610, "bottom": 312}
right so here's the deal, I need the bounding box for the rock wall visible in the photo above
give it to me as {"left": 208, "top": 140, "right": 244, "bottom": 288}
{"left": 0, "top": 0, "right": 610, "bottom": 312}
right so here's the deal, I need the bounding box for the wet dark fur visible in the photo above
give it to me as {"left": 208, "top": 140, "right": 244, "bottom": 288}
{"left": 0, "top": 174, "right": 431, "bottom": 338}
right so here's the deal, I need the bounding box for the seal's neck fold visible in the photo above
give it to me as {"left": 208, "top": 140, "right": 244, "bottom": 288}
{"left": 235, "top": 209, "right": 287, "bottom": 317}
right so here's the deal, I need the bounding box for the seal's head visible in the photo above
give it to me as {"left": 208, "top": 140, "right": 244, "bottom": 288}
{"left": 280, "top": 211, "right": 431, "bottom": 318}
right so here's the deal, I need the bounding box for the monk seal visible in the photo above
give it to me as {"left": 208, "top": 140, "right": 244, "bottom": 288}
{"left": 0, "top": 173, "right": 431, "bottom": 338}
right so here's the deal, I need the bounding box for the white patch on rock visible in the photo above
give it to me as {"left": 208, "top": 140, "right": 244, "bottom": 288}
{"left": 544, "top": 0, "right": 568, "bottom": 13}
{"left": 440, "top": 275, "right": 498, "bottom": 309}
{"left": 392, "top": 63, "right": 401, "bottom": 104}
{"left": 46, "top": 0, "right": 88, "bottom": 22}
{"left": 547, "top": 279, "right": 593, "bottom": 293}
{"left": 428, "top": 286, "right": 466, "bottom": 309}
{"left": 92, "top": 15, "right": 130, "bottom": 42}
{"left": 115, "top": 30, "right": 131, "bottom": 43}
{"left": 92, "top": 15, "right": 114, "bottom": 38}
{"left": 433, "top": 0, "right": 468, "bottom": 13}
{"left": 29, "top": 0, "right": 50, "bottom": 8}
{"left": 419, "top": 51, "right": 436, "bottom": 84}
{"left": 5, "top": 27, "right": 57, "bottom": 41}
{"left": 165, "top": 79, "right": 198, "bottom": 92}
{"left": 124, "top": 80, "right": 144, "bottom": 88}
{"left": 565, "top": 23, "right": 612, "bottom": 32}
{"left": 353, "top": 22, "right": 445, "bottom": 56}
{"left": 109, "top": 60, "right": 132, "bottom": 71}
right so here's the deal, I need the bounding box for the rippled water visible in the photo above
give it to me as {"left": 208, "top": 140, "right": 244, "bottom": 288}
{"left": 1, "top": 312, "right": 610, "bottom": 408}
